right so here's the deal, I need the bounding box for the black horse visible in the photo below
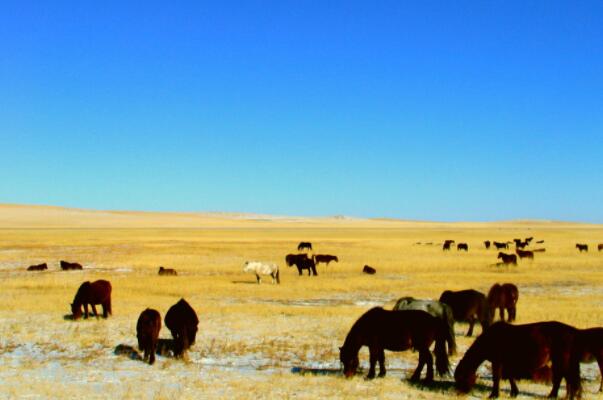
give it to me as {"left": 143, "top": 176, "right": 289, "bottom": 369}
{"left": 339, "top": 307, "right": 450, "bottom": 382}
{"left": 439, "top": 289, "right": 492, "bottom": 336}
{"left": 164, "top": 298, "right": 199, "bottom": 357}
{"left": 484, "top": 240, "right": 491, "bottom": 249}
{"left": 576, "top": 243, "right": 588, "bottom": 252}
{"left": 457, "top": 243, "right": 469, "bottom": 251}
{"left": 285, "top": 253, "right": 317, "bottom": 276}
{"left": 297, "top": 242, "right": 313, "bottom": 251}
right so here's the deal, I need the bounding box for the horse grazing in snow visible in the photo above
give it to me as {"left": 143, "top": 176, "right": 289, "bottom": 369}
{"left": 243, "top": 261, "right": 280, "bottom": 284}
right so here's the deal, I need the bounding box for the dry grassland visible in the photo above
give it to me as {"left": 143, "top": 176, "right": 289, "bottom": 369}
{"left": 0, "top": 205, "right": 602, "bottom": 399}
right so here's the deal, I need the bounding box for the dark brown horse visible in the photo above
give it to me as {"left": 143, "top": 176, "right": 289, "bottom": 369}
{"left": 439, "top": 289, "right": 492, "bottom": 336}
{"left": 137, "top": 308, "right": 161, "bottom": 365}
{"left": 497, "top": 252, "right": 518, "bottom": 265}
{"left": 27, "top": 263, "right": 47, "bottom": 271}
{"left": 158, "top": 266, "right": 177, "bottom": 276}
{"left": 286, "top": 253, "right": 317, "bottom": 276}
{"left": 515, "top": 248, "right": 534, "bottom": 260}
{"left": 70, "top": 280, "right": 112, "bottom": 319}
{"left": 313, "top": 254, "right": 338, "bottom": 266}
{"left": 339, "top": 307, "right": 450, "bottom": 382}
{"left": 165, "top": 298, "right": 199, "bottom": 357}
{"left": 487, "top": 283, "right": 519, "bottom": 322}
{"left": 457, "top": 243, "right": 469, "bottom": 251}
{"left": 61, "top": 260, "right": 83, "bottom": 270}
{"left": 575, "top": 327, "right": 603, "bottom": 392}
{"left": 576, "top": 243, "right": 589, "bottom": 252}
{"left": 493, "top": 241, "right": 509, "bottom": 250}
{"left": 598, "top": 243, "right": 603, "bottom": 252}
{"left": 442, "top": 240, "right": 455, "bottom": 251}
{"left": 297, "top": 242, "right": 312, "bottom": 251}
{"left": 454, "top": 321, "right": 581, "bottom": 399}
{"left": 362, "top": 265, "right": 376, "bottom": 274}
{"left": 484, "top": 240, "right": 491, "bottom": 249}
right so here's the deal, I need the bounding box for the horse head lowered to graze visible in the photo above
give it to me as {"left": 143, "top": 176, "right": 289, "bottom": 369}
{"left": 158, "top": 266, "right": 177, "bottom": 276}
{"left": 457, "top": 243, "right": 468, "bottom": 251}
{"left": 497, "top": 252, "right": 517, "bottom": 265}
{"left": 137, "top": 308, "right": 161, "bottom": 365}
{"left": 339, "top": 307, "right": 450, "bottom": 383}
{"left": 27, "top": 263, "right": 47, "bottom": 271}
{"left": 164, "top": 298, "right": 198, "bottom": 357}
{"left": 313, "top": 254, "right": 339, "bottom": 266}
{"left": 393, "top": 297, "right": 457, "bottom": 355}
{"left": 454, "top": 321, "right": 581, "bottom": 399}
{"left": 439, "top": 289, "right": 492, "bottom": 337}
{"left": 70, "top": 280, "right": 112, "bottom": 320}
{"left": 285, "top": 253, "right": 317, "bottom": 276}
{"left": 576, "top": 243, "right": 588, "bottom": 252}
{"left": 60, "top": 260, "right": 83, "bottom": 270}
{"left": 243, "top": 261, "right": 280, "bottom": 284}
{"left": 487, "top": 283, "right": 519, "bottom": 322}
{"left": 297, "top": 242, "right": 312, "bottom": 251}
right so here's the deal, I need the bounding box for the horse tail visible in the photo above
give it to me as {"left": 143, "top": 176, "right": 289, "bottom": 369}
{"left": 444, "top": 306, "right": 457, "bottom": 355}
{"left": 434, "top": 318, "right": 451, "bottom": 376}
{"left": 276, "top": 268, "right": 280, "bottom": 284}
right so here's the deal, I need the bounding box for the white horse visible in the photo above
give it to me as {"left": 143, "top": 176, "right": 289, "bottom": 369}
{"left": 243, "top": 261, "right": 280, "bottom": 284}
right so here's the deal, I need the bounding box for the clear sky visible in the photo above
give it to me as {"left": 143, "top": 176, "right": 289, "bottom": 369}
{"left": 1, "top": 1, "right": 602, "bottom": 222}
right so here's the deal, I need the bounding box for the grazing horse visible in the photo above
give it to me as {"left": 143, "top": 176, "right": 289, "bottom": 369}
{"left": 243, "top": 261, "right": 280, "bottom": 284}
{"left": 339, "top": 307, "right": 450, "bottom": 382}
{"left": 493, "top": 241, "right": 509, "bottom": 250}
{"left": 285, "top": 253, "right": 317, "bottom": 276}
{"left": 439, "top": 289, "right": 492, "bottom": 337}
{"left": 362, "top": 265, "right": 376, "bottom": 274}
{"left": 487, "top": 283, "right": 519, "bottom": 322}
{"left": 70, "top": 280, "right": 112, "bottom": 320}
{"left": 313, "top": 254, "right": 339, "bottom": 266}
{"left": 136, "top": 308, "right": 161, "bottom": 365}
{"left": 393, "top": 297, "right": 456, "bottom": 355}
{"left": 442, "top": 240, "right": 455, "bottom": 251}
{"left": 297, "top": 242, "right": 313, "bottom": 251}
{"left": 158, "top": 266, "right": 177, "bottom": 276}
{"left": 598, "top": 243, "right": 603, "bottom": 252}
{"left": 484, "top": 240, "right": 491, "bottom": 249}
{"left": 497, "top": 252, "right": 518, "bottom": 265}
{"left": 27, "top": 263, "right": 47, "bottom": 271}
{"left": 574, "top": 327, "right": 603, "bottom": 392}
{"left": 60, "top": 260, "right": 83, "bottom": 270}
{"left": 454, "top": 321, "right": 581, "bottom": 399}
{"left": 515, "top": 249, "right": 534, "bottom": 260}
{"left": 457, "top": 243, "right": 469, "bottom": 251}
{"left": 164, "top": 298, "right": 199, "bottom": 357}
{"left": 576, "top": 243, "right": 588, "bottom": 252}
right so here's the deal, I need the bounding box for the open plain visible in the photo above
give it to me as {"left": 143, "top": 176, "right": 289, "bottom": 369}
{"left": 0, "top": 204, "right": 602, "bottom": 399}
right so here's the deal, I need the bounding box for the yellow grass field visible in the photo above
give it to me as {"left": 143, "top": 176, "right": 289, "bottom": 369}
{"left": 0, "top": 204, "right": 602, "bottom": 399}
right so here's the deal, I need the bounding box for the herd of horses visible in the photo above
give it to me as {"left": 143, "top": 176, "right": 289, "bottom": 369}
{"left": 24, "top": 238, "right": 603, "bottom": 398}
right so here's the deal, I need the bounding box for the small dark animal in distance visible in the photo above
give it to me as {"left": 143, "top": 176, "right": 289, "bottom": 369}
{"left": 27, "top": 263, "right": 47, "bottom": 271}
{"left": 158, "top": 266, "right": 177, "bottom": 276}
{"left": 362, "top": 265, "right": 376, "bottom": 274}
{"left": 60, "top": 260, "right": 83, "bottom": 270}
{"left": 497, "top": 252, "right": 517, "bottom": 265}
{"left": 457, "top": 243, "right": 468, "bottom": 251}
{"left": 576, "top": 244, "right": 588, "bottom": 252}
{"left": 297, "top": 242, "right": 312, "bottom": 251}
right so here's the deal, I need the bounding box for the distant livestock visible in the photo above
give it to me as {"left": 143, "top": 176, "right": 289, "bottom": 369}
{"left": 532, "top": 248, "right": 546, "bottom": 253}
{"left": 487, "top": 283, "right": 519, "bottom": 322}
{"left": 137, "top": 308, "right": 161, "bottom": 365}
{"left": 164, "top": 298, "right": 198, "bottom": 357}
{"left": 457, "top": 243, "right": 469, "bottom": 251}
{"left": 297, "top": 242, "right": 313, "bottom": 251}
{"left": 439, "top": 289, "right": 491, "bottom": 337}
{"left": 70, "top": 279, "right": 112, "bottom": 320}
{"left": 536, "top": 240, "right": 545, "bottom": 244}
{"left": 484, "top": 240, "right": 491, "bottom": 249}
{"left": 27, "top": 263, "right": 47, "bottom": 271}
{"left": 362, "top": 265, "right": 376, "bottom": 274}
{"left": 313, "top": 254, "right": 339, "bottom": 266}
{"left": 286, "top": 253, "right": 317, "bottom": 276}
{"left": 339, "top": 307, "right": 450, "bottom": 382}
{"left": 576, "top": 243, "right": 589, "bottom": 252}
{"left": 393, "top": 297, "right": 457, "bottom": 355}
{"left": 454, "top": 321, "right": 581, "bottom": 399}
{"left": 493, "top": 241, "right": 509, "bottom": 250}
{"left": 598, "top": 243, "right": 603, "bottom": 252}
{"left": 243, "top": 261, "right": 280, "bottom": 284}
{"left": 497, "top": 252, "right": 518, "bottom": 266}
{"left": 158, "top": 266, "right": 177, "bottom": 276}
{"left": 515, "top": 249, "right": 534, "bottom": 260}
{"left": 60, "top": 260, "right": 83, "bottom": 270}
{"left": 442, "top": 240, "right": 455, "bottom": 251}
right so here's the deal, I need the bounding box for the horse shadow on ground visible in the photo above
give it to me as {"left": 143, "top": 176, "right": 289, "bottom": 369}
{"left": 407, "top": 379, "right": 545, "bottom": 398}
{"left": 231, "top": 280, "right": 259, "bottom": 285}
{"left": 114, "top": 339, "right": 177, "bottom": 363}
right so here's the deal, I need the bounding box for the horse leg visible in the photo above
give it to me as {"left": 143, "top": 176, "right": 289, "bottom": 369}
{"left": 312, "top": 265, "right": 318, "bottom": 276}
{"left": 378, "top": 348, "right": 386, "bottom": 377}
{"left": 410, "top": 350, "right": 426, "bottom": 382}
{"left": 367, "top": 346, "right": 377, "bottom": 379}
{"left": 499, "top": 307, "right": 504, "bottom": 321}
{"left": 83, "top": 303, "right": 89, "bottom": 319}
{"left": 255, "top": 273, "right": 261, "bottom": 284}
{"left": 467, "top": 316, "right": 475, "bottom": 337}
{"left": 102, "top": 303, "right": 108, "bottom": 318}
{"left": 489, "top": 362, "right": 502, "bottom": 398}
{"left": 548, "top": 367, "right": 562, "bottom": 398}
{"left": 509, "top": 378, "right": 519, "bottom": 397}
{"left": 91, "top": 304, "right": 99, "bottom": 318}
{"left": 297, "top": 267, "right": 302, "bottom": 276}
{"left": 423, "top": 349, "right": 434, "bottom": 384}
{"left": 149, "top": 338, "right": 156, "bottom": 365}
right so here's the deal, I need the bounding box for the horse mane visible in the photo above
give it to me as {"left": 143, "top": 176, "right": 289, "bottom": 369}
{"left": 72, "top": 281, "right": 91, "bottom": 306}
{"left": 342, "top": 307, "right": 382, "bottom": 353}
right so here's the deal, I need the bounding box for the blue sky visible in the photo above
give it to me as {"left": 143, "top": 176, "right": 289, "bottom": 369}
{"left": 1, "top": 1, "right": 602, "bottom": 221}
